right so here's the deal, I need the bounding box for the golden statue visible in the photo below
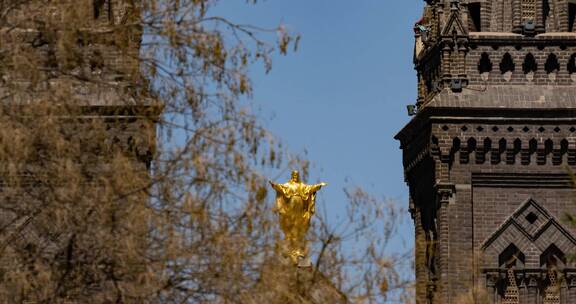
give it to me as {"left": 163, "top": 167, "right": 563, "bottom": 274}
{"left": 270, "top": 170, "right": 326, "bottom": 266}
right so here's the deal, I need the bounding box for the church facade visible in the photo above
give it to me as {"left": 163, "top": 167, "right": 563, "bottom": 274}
{"left": 396, "top": 1, "right": 576, "bottom": 303}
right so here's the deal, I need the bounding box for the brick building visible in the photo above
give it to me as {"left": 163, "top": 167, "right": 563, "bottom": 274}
{"left": 0, "top": 1, "right": 158, "bottom": 300}
{"left": 396, "top": 0, "right": 576, "bottom": 303}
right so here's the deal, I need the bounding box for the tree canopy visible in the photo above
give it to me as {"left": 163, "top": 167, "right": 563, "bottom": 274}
{"left": 0, "top": 1, "right": 413, "bottom": 303}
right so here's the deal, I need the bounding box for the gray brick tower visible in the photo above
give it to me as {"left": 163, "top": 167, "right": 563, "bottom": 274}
{"left": 0, "top": 0, "right": 158, "bottom": 157}
{"left": 396, "top": 1, "right": 576, "bottom": 303}
{"left": 0, "top": 0, "right": 159, "bottom": 294}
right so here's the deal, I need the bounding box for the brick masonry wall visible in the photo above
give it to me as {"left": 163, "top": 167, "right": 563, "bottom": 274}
{"left": 431, "top": 122, "right": 576, "bottom": 302}
{"left": 401, "top": 1, "right": 576, "bottom": 303}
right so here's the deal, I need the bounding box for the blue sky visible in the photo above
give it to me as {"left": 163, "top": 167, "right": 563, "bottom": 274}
{"left": 215, "top": 0, "right": 425, "bottom": 252}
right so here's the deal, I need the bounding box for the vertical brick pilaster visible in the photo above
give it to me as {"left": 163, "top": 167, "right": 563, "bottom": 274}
{"left": 558, "top": 0, "right": 569, "bottom": 32}
{"left": 437, "top": 2, "right": 445, "bottom": 35}
{"left": 435, "top": 183, "right": 455, "bottom": 304}
{"left": 437, "top": 202, "right": 449, "bottom": 303}
{"left": 457, "top": 38, "right": 468, "bottom": 79}
{"left": 535, "top": 0, "right": 545, "bottom": 33}
{"left": 512, "top": 0, "right": 522, "bottom": 33}
{"left": 430, "top": 4, "right": 440, "bottom": 44}
{"left": 418, "top": 72, "right": 426, "bottom": 107}
{"left": 415, "top": 207, "right": 428, "bottom": 304}
{"left": 482, "top": 0, "right": 492, "bottom": 32}
{"left": 442, "top": 43, "right": 453, "bottom": 82}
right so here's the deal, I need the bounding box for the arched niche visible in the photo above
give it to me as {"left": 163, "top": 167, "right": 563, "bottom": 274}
{"left": 499, "top": 243, "right": 526, "bottom": 269}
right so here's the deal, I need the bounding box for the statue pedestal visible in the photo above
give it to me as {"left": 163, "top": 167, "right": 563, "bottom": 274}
{"left": 238, "top": 255, "right": 347, "bottom": 304}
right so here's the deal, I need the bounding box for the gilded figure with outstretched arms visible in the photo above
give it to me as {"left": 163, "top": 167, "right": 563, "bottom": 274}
{"left": 269, "top": 170, "right": 326, "bottom": 266}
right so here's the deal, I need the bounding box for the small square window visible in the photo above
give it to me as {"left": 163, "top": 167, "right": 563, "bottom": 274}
{"left": 526, "top": 212, "right": 538, "bottom": 224}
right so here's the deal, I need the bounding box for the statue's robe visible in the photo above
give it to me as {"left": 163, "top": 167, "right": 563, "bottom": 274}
{"left": 271, "top": 181, "right": 320, "bottom": 245}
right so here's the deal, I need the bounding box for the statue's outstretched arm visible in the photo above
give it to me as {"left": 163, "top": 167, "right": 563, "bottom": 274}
{"left": 310, "top": 182, "right": 327, "bottom": 193}
{"left": 269, "top": 181, "right": 282, "bottom": 193}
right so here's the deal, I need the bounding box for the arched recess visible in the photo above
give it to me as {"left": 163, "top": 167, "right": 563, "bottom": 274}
{"left": 523, "top": 53, "right": 538, "bottom": 74}
{"left": 545, "top": 54, "right": 560, "bottom": 74}
{"left": 543, "top": 0, "right": 550, "bottom": 29}
{"left": 468, "top": 1, "right": 482, "bottom": 32}
{"left": 478, "top": 52, "right": 493, "bottom": 74}
{"left": 499, "top": 243, "right": 526, "bottom": 269}
{"left": 540, "top": 244, "right": 566, "bottom": 268}
{"left": 450, "top": 138, "right": 461, "bottom": 169}
{"left": 568, "top": 54, "right": 576, "bottom": 74}
{"left": 570, "top": 0, "right": 576, "bottom": 32}
{"left": 500, "top": 53, "right": 516, "bottom": 74}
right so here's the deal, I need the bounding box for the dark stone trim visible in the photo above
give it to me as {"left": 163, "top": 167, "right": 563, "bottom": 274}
{"left": 472, "top": 173, "right": 573, "bottom": 188}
